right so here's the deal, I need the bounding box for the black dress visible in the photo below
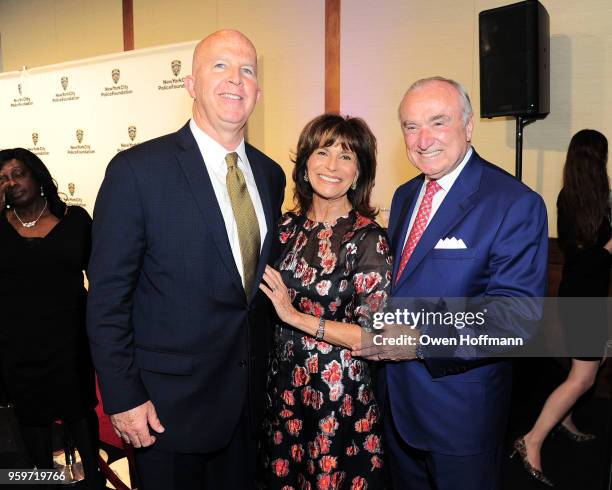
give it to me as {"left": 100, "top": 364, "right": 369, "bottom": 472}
{"left": 557, "top": 192, "right": 611, "bottom": 360}
{"left": 261, "top": 211, "right": 392, "bottom": 490}
{"left": 0, "top": 206, "right": 97, "bottom": 425}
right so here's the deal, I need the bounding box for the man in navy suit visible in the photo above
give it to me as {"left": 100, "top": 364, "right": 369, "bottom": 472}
{"left": 87, "top": 30, "right": 285, "bottom": 489}
{"left": 353, "top": 77, "right": 548, "bottom": 489}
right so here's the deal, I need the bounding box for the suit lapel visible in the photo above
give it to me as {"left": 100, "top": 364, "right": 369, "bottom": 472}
{"left": 246, "top": 144, "right": 274, "bottom": 303}
{"left": 394, "top": 153, "right": 483, "bottom": 290}
{"left": 174, "top": 123, "right": 244, "bottom": 295}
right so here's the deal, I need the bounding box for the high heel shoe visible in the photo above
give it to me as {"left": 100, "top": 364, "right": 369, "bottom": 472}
{"left": 554, "top": 423, "right": 596, "bottom": 442}
{"left": 510, "top": 436, "right": 554, "bottom": 487}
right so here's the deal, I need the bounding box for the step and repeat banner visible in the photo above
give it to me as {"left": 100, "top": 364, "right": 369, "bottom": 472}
{"left": 0, "top": 41, "right": 197, "bottom": 213}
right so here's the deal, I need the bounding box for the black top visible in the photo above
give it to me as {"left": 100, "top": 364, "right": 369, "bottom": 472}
{"left": 0, "top": 206, "right": 96, "bottom": 424}
{"left": 557, "top": 192, "right": 611, "bottom": 297}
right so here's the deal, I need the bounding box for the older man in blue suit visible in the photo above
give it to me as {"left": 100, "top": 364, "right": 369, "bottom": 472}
{"left": 87, "top": 30, "right": 285, "bottom": 489}
{"left": 354, "top": 77, "right": 548, "bottom": 489}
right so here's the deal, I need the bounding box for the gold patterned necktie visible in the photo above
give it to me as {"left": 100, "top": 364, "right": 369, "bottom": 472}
{"left": 225, "top": 152, "right": 261, "bottom": 299}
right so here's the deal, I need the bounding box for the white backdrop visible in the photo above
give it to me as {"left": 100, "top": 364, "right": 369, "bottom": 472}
{"left": 0, "top": 41, "right": 197, "bottom": 213}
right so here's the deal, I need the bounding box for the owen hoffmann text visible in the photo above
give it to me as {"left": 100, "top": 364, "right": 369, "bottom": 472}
{"left": 371, "top": 308, "right": 524, "bottom": 347}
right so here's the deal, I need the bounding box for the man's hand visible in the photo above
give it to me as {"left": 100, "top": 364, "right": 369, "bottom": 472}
{"left": 352, "top": 324, "right": 421, "bottom": 361}
{"left": 110, "top": 400, "right": 165, "bottom": 448}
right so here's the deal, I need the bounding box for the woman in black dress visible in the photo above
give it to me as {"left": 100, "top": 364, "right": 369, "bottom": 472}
{"left": 0, "top": 148, "right": 101, "bottom": 488}
{"left": 259, "top": 114, "right": 391, "bottom": 489}
{"left": 514, "top": 130, "right": 612, "bottom": 486}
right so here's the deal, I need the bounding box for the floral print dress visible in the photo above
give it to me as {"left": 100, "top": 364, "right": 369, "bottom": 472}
{"left": 261, "top": 210, "right": 392, "bottom": 490}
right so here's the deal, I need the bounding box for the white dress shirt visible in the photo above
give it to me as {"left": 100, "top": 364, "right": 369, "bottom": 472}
{"left": 402, "top": 147, "right": 473, "bottom": 249}
{"left": 189, "top": 119, "right": 267, "bottom": 284}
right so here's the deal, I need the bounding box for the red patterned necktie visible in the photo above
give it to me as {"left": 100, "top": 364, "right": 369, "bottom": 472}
{"left": 395, "top": 179, "right": 442, "bottom": 283}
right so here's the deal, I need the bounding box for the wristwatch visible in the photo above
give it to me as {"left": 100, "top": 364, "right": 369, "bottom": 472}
{"left": 315, "top": 316, "right": 326, "bottom": 341}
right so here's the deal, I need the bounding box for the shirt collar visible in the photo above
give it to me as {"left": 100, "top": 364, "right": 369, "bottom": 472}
{"left": 189, "top": 118, "right": 247, "bottom": 169}
{"left": 426, "top": 146, "right": 473, "bottom": 192}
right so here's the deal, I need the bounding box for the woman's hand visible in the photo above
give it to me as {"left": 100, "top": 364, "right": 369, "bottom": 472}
{"left": 259, "top": 265, "right": 301, "bottom": 326}
{"left": 0, "top": 180, "right": 8, "bottom": 210}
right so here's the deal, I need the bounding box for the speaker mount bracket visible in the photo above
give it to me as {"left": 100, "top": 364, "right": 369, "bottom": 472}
{"left": 515, "top": 115, "right": 537, "bottom": 181}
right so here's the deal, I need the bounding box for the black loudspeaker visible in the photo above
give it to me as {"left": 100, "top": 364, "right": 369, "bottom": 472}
{"left": 479, "top": 0, "right": 550, "bottom": 118}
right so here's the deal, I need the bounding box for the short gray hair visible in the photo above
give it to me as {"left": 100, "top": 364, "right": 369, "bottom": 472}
{"left": 399, "top": 76, "right": 473, "bottom": 126}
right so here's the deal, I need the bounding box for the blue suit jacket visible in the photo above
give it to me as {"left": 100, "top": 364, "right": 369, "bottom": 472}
{"left": 87, "top": 122, "right": 285, "bottom": 453}
{"left": 384, "top": 150, "right": 547, "bottom": 455}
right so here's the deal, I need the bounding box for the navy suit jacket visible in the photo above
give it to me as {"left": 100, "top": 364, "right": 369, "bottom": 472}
{"left": 383, "top": 150, "right": 548, "bottom": 455}
{"left": 87, "top": 122, "right": 285, "bottom": 453}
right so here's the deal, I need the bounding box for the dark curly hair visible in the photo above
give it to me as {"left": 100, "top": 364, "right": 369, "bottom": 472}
{"left": 558, "top": 129, "right": 609, "bottom": 246}
{"left": 0, "top": 148, "right": 66, "bottom": 219}
{"left": 292, "top": 113, "right": 378, "bottom": 218}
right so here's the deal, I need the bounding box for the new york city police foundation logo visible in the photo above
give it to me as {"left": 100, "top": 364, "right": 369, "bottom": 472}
{"left": 172, "top": 60, "right": 182, "bottom": 77}
{"left": 101, "top": 68, "right": 133, "bottom": 97}
{"left": 117, "top": 125, "right": 138, "bottom": 152}
{"left": 158, "top": 59, "right": 185, "bottom": 91}
{"left": 11, "top": 83, "right": 33, "bottom": 107}
{"left": 28, "top": 131, "right": 49, "bottom": 156}
{"left": 68, "top": 129, "right": 95, "bottom": 155}
{"left": 53, "top": 75, "right": 79, "bottom": 102}
{"left": 63, "top": 181, "right": 87, "bottom": 207}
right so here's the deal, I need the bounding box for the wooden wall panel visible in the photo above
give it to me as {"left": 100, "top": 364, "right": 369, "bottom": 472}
{"left": 325, "top": 0, "right": 341, "bottom": 113}
{"left": 122, "top": 0, "right": 134, "bottom": 51}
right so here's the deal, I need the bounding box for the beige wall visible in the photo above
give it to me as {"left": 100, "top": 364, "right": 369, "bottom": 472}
{"left": 341, "top": 0, "right": 612, "bottom": 236}
{"left": 0, "top": 0, "right": 123, "bottom": 71}
{"left": 2, "top": 0, "right": 612, "bottom": 233}
{"left": 214, "top": 0, "right": 326, "bottom": 208}
{"left": 133, "top": 0, "right": 218, "bottom": 49}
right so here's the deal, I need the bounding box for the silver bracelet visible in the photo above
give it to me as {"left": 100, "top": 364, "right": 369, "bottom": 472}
{"left": 315, "top": 316, "right": 326, "bottom": 341}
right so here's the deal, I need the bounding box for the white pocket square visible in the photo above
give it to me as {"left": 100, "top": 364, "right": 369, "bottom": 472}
{"left": 434, "top": 237, "right": 467, "bottom": 249}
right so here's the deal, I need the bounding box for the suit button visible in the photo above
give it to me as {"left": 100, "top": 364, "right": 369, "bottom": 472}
{"left": 239, "top": 360, "right": 247, "bottom": 367}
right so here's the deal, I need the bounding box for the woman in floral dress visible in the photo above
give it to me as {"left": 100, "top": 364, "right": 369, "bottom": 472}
{"left": 259, "top": 114, "right": 392, "bottom": 489}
